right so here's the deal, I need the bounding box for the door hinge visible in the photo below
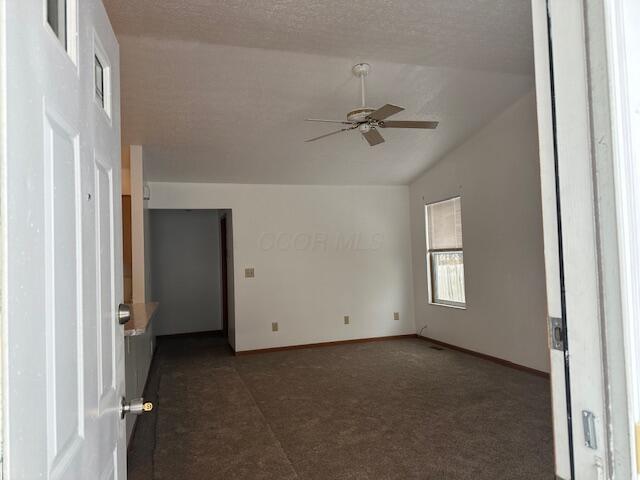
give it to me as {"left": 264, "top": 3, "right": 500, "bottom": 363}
{"left": 635, "top": 423, "right": 640, "bottom": 473}
{"left": 548, "top": 316, "right": 564, "bottom": 350}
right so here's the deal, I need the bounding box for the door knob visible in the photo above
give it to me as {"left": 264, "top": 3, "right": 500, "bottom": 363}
{"left": 120, "top": 397, "right": 153, "bottom": 419}
{"left": 117, "top": 303, "right": 131, "bottom": 325}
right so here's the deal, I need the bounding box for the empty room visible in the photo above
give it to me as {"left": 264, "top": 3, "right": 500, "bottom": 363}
{"left": 110, "top": 1, "right": 554, "bottom": 478}
{"left": 5, "top": 0, "right": 640, "bottom": 479}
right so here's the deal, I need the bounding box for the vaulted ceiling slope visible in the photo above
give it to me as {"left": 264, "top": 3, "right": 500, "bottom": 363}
{"left": 104, "top": 0, "right": 535, "bottom": 185}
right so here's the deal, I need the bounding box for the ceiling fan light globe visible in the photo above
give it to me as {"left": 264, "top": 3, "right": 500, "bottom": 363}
{"left": 359, "top": 124, "right": 371, "bottom": 133}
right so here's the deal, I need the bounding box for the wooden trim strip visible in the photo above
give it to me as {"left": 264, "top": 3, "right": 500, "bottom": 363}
{"left": 234, "top": 334, "right": 417, "bottom": 356}
{"left": 157, "top": 329, "right": 224, "bottom": 340}
{"left": 416, "top": 335, "right": 550, "bottom": 379}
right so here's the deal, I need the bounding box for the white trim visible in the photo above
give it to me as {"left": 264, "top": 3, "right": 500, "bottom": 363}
{"left": 603, "top": 0, "right": 640, "bottom": 476}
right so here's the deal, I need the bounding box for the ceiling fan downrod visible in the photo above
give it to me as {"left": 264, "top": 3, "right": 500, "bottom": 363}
{"left": 352, "top": 63, "right": 370, "bottom": 108}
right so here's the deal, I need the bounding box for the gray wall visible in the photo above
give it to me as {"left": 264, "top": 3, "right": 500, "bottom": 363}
{"left": 150, "top": 209, "right": 222, "bottom": 335}
{"left": 410, "top": 91, "right": 550, "bottom": 372}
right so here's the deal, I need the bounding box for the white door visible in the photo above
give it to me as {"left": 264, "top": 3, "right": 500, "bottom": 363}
{"left": 3, "top": 0, "right": 125, "bottom": 479}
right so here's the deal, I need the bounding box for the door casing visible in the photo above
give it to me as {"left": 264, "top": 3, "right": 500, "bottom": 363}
{"left": 532, "top": 0, "right": 635, "bottom": 478}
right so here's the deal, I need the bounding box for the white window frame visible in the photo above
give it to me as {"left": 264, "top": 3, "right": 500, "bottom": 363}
{"left": 93, "top": 32, "right": 112, "bottom": 121}
{"left": 425, "top": 196, "right": 466, "bottom": 309}
{"left": 43, "top": 0, "right": 78, "bottom": 64}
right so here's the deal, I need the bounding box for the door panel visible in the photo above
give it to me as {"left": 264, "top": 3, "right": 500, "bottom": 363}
{"left": 44, "top": 106, "right": 85, "bottom": 478}
{"left": 96, "top": 158, "right": 116, "bottom": 402}
{"left": 4, "top": 1, "right": 124, "bottom": 478}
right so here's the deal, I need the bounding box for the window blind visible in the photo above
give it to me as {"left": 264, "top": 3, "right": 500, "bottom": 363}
{"left": 426, "top": 197, "right": 462, "bottom": 250}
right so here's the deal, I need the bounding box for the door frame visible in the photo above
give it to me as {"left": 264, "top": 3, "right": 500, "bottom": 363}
{"left": 220, "top": 213, "right": 229, "bottom": 339}
{"left": 533, "top": 0, "right": 637, "bottom": 477}
{"left": 0, "top": 0, "right": 5, "bottom": 475}
{"left": 602, "top": 0, "right": 640, "bottom": 477}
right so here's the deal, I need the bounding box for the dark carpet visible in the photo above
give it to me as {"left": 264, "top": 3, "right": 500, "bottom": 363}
{"left": 128, "top": 336, "right": 553, "bottom": 480}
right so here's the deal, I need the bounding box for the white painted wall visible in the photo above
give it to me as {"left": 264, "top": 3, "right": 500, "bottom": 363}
{"left": 147, "top": 183, "right": 415, "bottom": 352}
{"left": 130, "top": 145, "right": 146, "bottom": 303}
{"left": 409, "top": 91, "right": 550, "bottom": 373}
{"left": 150, "top": 209, "right": 222, "bottom": 336}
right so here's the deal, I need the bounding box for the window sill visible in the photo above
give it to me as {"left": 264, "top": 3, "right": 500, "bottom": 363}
{"left": 428, "top": 301, "right": 466, "bottom": 310}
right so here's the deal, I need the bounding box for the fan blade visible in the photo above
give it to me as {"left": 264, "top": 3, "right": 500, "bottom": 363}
{"left": 380, "top": 120, "right": 439, "bottom": 129}
{"left": 362, "top": 128, "right": 385, "bottom": 146}
{"left": 305, "top": 126, "right": 356, "bottom": 142}
{"left": 305, "top": 118, "right": 354, "bottom": 125}
{"left": 368, "top": 104, "right": 405, "bottom": 121}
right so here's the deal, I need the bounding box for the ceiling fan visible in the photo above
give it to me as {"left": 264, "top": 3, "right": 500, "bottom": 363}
{"left": 305, "top": 63, "right": 439, "bottom": 146}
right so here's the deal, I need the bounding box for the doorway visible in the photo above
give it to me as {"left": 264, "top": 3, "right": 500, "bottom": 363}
{"left": 149, "top": 209, "right": 234, "bottom": 341}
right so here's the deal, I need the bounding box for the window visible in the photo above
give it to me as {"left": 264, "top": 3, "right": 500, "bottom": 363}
{"left": 93, "top": 37, "right": 112, "bottom": 118}
{"left": 47, "top": 0, "right": 67, "bottom": 49}
{"left": 95, "top": 55, "right": 105, "bottom": 108}
{"left": 425, "top": 197, "right": 466, "bottom": 308}
{"left": 46, "top": 0, "right": 77, "bottom": 62}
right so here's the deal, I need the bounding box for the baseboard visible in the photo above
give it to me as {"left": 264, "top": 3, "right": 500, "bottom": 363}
{"left": 157, "top": 329, "right": 224, "bottom": 339}
{"left": 234, "top": 334, "right": 416, "bottom": 356}
{"left": 416, "top": 335, "right": 550, "bottom": 379}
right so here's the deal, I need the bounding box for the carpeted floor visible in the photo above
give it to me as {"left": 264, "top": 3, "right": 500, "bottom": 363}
{"left": 127, "top": 336, "right": 554, "bottom": 480}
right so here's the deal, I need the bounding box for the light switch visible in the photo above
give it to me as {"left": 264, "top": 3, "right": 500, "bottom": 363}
{"left": 272, "top": 322, "right": 278, "bottom": 332}
{"left": 245, "top": 267, "right": 255, "bottom": 278}
{"left": 393, "top": 312, "right": 400, "bottom": 321}
{"left": 344, "top": 315, "right": 350, "bottom": 325}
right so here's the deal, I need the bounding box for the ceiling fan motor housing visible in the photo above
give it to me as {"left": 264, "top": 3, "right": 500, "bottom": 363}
{"left": 347, "top": 107, "right": 375, "bottom": 123}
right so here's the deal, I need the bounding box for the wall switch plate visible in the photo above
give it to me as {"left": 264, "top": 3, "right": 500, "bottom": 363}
{"left": 393, "top": 312, "right": 400, "bottom": 321}
{"left": 344, "top": 315, "right": 350, "bottom": 325}
{"left": 271, "top": 322, "right": 278, "bottom": 332}
{"left": 245, "top": 267, "right": 255, "bottom": 278}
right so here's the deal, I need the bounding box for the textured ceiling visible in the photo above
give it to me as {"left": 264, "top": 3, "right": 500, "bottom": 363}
{"left": 104, "top": 0, "right": 534, "bottom": 75}
{"left": 104, "top": 1, "right": 535, "bottom": 185}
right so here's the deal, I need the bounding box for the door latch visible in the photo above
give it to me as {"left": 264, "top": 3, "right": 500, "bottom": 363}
{"left": 120, "top": 397, "right": 153, "bottom": 419}
{"left": 548, "top": 316, "right": 564, "bottom": 351}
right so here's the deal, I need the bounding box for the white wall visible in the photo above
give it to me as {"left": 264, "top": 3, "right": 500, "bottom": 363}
{"left": 150, "top": 209, "right": 222, "bottom": 335}
{"left": 409, "top": 91, "right": 550, "bottom": 373}
{"left": 147, "top": 183, "right": 415, "bottom": 352}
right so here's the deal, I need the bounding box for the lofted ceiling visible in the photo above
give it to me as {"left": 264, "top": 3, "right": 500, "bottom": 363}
{"left": 104, "top": 0, "right": 535, "bottom": 185}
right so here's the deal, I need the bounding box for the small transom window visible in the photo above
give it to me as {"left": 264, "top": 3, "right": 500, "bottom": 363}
{"left": 47, "top": 0, "right": 67, "bottom": 49}
{"left": 95, "top": 55, "right": 105, "bottom": 108}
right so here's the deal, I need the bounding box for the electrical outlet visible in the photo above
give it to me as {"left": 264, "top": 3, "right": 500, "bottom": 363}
{"left": 344, "top": 315, "right": 350, "bottom": 325}
{"left": 393, "top": 312, "right": 400, "bottom": 321}
{"left": 271, "top": 322, "right": 278, "bottom": 332}
{"left": 245, "top": 267, "right": 255, "bottom": 278}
